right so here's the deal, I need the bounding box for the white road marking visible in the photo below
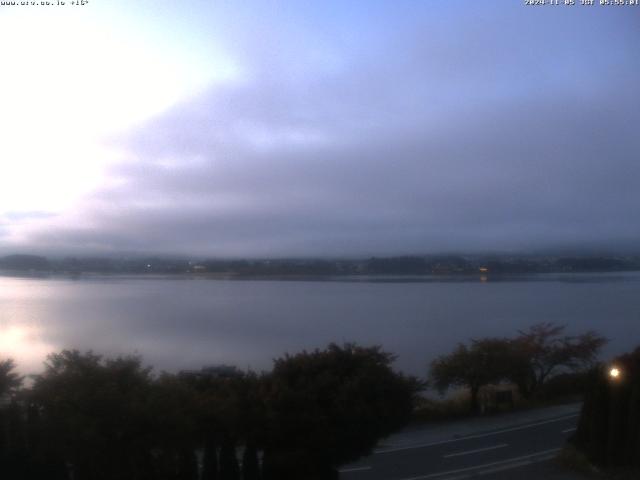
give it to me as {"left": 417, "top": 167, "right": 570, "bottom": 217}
{"left": 375, "top": 413, "right": 579, "bottom": 454}
{"left": 338, "top": 466, "right": 372, "bottom": 473}
{"left": 443, "top": 443, "right": 508, "bottom": 458}
{"left": 562, "top": 427, "right": 577, "bottom": 433}
{"left": 398, "top": 448, "right": 561, "bottom": 480}
{"left": 470, "top": 454, "right": 557, "bottom": 478}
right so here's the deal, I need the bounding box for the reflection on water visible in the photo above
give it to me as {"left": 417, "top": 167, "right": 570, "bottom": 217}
{"left": 0, "top": 324, "right": 53, "bottom": 373}
{"left": 0, "top": 273, "right": 639, "bottom": 375}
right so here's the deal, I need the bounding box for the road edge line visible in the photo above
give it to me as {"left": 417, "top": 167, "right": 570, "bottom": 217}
{"left": 397, "top": 448, "right": 561, "bottom": 480}
{"left": 375, "top": 413, "right": 579, "bottom": 454}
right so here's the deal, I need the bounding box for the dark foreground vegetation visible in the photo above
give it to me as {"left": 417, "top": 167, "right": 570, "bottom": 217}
{"left": 1, "top": 253, "right": 639, "bottom": 276}
{"left": 571, "top": 345, "right": 640, "bottom": 474}
{"left": 0, "top": 324, "right": 616, "bottom": 479}
{"left": 0, "top": 344, "right": 421, "bottom": 480}
{"left": 430, "top": 323, "right": 606, "bottom": 413}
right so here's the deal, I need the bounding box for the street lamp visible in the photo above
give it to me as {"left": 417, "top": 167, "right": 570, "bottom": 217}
{"left": 609, "top": 366, "right": 621, "bottom": 380}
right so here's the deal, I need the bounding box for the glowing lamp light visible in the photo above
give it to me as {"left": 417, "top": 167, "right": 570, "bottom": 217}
{"left": 609, "top": 367, "right": 621, "bottom": 379}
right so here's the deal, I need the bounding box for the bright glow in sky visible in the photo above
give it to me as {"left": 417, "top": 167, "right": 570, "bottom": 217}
{"left": 0, "top": 2, "right": 234, "bottom": 217}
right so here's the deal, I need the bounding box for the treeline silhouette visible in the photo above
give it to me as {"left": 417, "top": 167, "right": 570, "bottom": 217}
{"left": 2, "top": 253, "right": 639, "bottom": 276}
{"left": 0, "top": 344, "right": 421, "bottom": 480}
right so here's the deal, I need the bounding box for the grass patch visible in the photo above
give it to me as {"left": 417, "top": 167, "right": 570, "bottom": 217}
{"left": 412, "top": 389, "right": 474, "bottom": 423}
{"left": 411, "top": 382, "right": 583, "bottom": 425}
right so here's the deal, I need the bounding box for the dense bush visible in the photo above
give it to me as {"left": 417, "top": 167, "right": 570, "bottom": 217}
{"left": 535, "top": 371, "right": 591, "bottom": 401}
{"left": 261, "top": 344, "right": 422, "bottom": 479}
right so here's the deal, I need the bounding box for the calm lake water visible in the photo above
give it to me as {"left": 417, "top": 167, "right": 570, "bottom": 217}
{"left": 1, "top": 272, "right": 639, "bottom": 376}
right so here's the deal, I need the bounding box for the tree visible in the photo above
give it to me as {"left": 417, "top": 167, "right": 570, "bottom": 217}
{"left": 179, "top": 365, "right": 253, "bottom": 480}
{"left": 508, "top": 323, "right": 607, "bottom": 398}
{"left": 572, "top": 346, "right": 640, "bottom": 469}
{"left": 430, "top": 338, "right": 513, "bottom": 413}
{"left": 0, "top": 359, "right": 23, "bottom": 398}
{"left": 30, "top": 350, "right": 163, "bottom": 480}
{"left": 0, "top": 359, "right": 28, "bottom": 480}
{"left": 261, "top": 343, "right": 421, "bottom": 480}
{"left": 147, "top": 373, "right": 200, "bottom": 480}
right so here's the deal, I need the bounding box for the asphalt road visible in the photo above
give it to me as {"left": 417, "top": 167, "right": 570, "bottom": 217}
{"left": 339, "top": 410, "right": 580, "bottom": 480}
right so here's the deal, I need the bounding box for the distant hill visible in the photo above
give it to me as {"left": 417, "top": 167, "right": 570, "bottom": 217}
{"left": 0, "top": 254, "right": 50, "bottom": 271}
{"left": 0, "top": 253, "right": 639, "bottom": 276}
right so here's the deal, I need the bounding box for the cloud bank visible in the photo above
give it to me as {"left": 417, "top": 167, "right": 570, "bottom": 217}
{"left": 11, "top": 3, "right": 640, "bottom": 257}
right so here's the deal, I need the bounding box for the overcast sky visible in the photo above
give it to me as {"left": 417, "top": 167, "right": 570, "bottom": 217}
{"left": 1, "top": 1, "right": 638, "bottom": 257}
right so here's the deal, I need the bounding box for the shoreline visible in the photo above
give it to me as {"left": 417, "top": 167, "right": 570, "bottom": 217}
{"left": 1, "top": 270, "right": 640, "bottom": 283}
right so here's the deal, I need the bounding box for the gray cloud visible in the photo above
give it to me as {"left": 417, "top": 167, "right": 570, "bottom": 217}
{"left": 24, "top": 4, "right": 640, "bottom": 257}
